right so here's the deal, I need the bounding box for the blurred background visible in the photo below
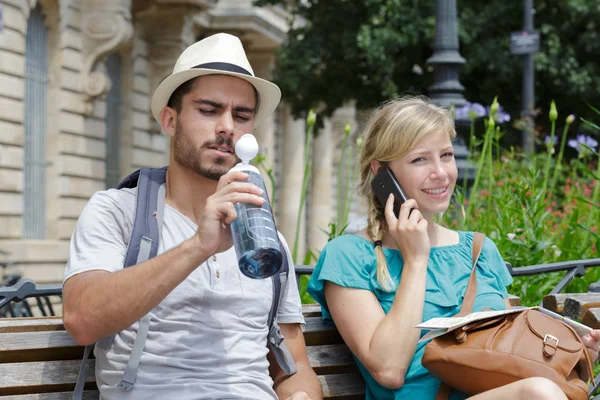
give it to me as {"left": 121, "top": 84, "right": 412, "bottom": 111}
{"left": 1, "top": 0, "right": 599, "bottom": 307}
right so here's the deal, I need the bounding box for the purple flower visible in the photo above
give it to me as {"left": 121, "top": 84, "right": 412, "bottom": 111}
{"left": 486, "top": 105, "right": 511, "bottom": 123}
{"left": 544, "top": 136, "right": 556, "bottom": 146}
{"left": 455, "top": 102, "right": 487, "bottom": 121}
{"left": 568, "top": 134, "right": 598, "bottom": 156}
{"left": 455, "top": 103, "right": 470, "bottom": 120}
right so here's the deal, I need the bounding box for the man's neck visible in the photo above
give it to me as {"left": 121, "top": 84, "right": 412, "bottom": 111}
{"left": 164, "top": 161, "right": 219, "bottom": 224}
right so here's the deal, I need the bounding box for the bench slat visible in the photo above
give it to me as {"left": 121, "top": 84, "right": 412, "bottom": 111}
{"left": 307, "top": 344, "right": 357, "bottom": 375}
{"left": 303, "top": 317, "right": 343, "bottom": 346}
{"left": 562, "top": 293, "right": 600, "bottom": 321}
{"left": 319, "top": 372, "right": 365, "bottom": 399}
{"left": 0, "top": 391, "right": 99, "bottom": 400}
{"left": 0, "top": 317, "right": 64, "bottom": 333}
{"left": 0, "top": 359, "right": 365, "bottom": 398}
{"left": 0, "top": 331, "right": 83, "bottom": 363}
{"left": 301, "top": 304, "right": 322, "bottom": 317}
{"left": 581, "top": 308, "right": 600, "bottom": 329}
{"left": 0, "top": 360, "right": 95, "bottom": 396}
{"left": 543, "top": 293, "right": 569, "bottom": 314}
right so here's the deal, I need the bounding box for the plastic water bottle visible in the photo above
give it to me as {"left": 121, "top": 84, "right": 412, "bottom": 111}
{"left": 229, "top": 134, "right": 283, "bottom": 279}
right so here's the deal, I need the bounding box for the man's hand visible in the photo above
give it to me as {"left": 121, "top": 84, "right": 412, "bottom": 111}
{"left": 285, "top": 391, "right": 313, "bottom": 400}
{"left": 582, "top": 329, "right": 600, "bottom": 361}
{"left": 195, "top": 170, "right": 265, "bottom": 256}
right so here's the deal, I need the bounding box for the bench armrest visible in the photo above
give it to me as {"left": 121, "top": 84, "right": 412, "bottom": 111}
{"left": 0, "top": 279, "right": 63, "bottom": 308}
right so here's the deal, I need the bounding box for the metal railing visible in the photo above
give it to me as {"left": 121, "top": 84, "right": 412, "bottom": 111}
{"left": 297, "top": 259, "right": 600, "bottom": 298}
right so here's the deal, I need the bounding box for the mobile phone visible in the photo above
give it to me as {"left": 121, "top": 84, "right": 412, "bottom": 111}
{"left": 371, "top": 166, "right": 409, "bottom": 217}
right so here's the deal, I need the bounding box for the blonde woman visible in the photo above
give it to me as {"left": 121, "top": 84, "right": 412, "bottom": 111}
{"left": 307, "top": 97, "right": 600, "bottom": 399}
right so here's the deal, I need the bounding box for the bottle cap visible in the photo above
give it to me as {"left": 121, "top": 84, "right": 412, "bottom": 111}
{"left": 235, "top": 133, "right": 259, "bottom": 165}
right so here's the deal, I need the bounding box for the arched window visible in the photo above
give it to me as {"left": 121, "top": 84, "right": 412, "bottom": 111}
{"left": 23, "top": 4, "right": 48, "bottom": 239}
{"left": 105, "top": 53, "right": 122, "bottom": 188}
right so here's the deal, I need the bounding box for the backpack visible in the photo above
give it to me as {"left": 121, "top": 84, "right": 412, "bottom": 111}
{"left": 73, "top": 167, "right": 296, "bottom": 399}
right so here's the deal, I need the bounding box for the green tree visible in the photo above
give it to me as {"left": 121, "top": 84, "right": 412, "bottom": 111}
{"left": 255, "top": 0, "right": 600, "bottom": 146}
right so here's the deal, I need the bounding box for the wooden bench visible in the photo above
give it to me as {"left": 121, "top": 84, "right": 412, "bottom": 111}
{"left": 0, "top": 304, "right": 365, "bottom": 399}
{"left": 544, "top": 292, "right": 600, "bottom": 329}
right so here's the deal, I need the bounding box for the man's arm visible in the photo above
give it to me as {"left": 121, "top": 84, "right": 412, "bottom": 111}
{"left": 269, "top": 323, "right": 323, "bottom": 400}
{"left": 63, "top": 170, "right": 265, "bottom": 345}
{"left": 63, "top": 235, "right": 208, "bottom": 345}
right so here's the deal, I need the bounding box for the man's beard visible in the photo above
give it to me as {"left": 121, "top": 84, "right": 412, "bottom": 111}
{"left": 172, "top": 123, "right": 240, "bottom": 181}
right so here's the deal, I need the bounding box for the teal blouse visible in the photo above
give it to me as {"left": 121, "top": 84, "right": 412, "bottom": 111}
{"left": 306, "top": 231, "right": 513, "bottom": 400}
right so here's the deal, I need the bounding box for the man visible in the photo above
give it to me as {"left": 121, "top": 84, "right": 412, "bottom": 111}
{"left": 63, "top": 33, "right": 322, "bottom": 400}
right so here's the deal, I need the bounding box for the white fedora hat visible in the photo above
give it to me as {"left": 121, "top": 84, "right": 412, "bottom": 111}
{"left": 151, "top": 33, "right": 281, "bottom": 128}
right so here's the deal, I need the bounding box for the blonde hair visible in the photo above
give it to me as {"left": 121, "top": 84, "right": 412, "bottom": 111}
{"left": 358, "top": 96, "right": 457, "bottom": 291}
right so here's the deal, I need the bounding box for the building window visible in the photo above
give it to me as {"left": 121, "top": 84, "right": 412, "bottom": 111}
{"left": 23, "top": 4, "right": 48, "bottom": 239}
{"left": 105, "top": 53, "right": 122, "bottom": 188}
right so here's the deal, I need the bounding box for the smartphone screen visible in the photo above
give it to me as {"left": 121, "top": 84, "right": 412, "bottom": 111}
{"left": 371, "top": 166, "right": 409, "bottom": 217}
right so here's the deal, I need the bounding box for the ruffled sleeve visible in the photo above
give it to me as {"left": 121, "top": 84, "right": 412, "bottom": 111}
{"left": 477, "top": 237, "right": 513, "bottom": 298}
{"left": 306, "top": 235, "right": 375, "bottom": 323}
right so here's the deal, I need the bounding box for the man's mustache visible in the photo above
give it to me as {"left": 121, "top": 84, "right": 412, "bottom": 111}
{"left": 203, "top": 136, "right": 234, "bottom": 149}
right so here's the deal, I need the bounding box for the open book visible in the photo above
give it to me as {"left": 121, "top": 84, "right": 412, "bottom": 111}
{"left": 416, "top": 306, "right": 592, "bottom": 343}
{"left": 416, "top": 308, "right": 527, "bottom": 343}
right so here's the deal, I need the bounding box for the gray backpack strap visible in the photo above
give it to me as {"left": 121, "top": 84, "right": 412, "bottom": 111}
{"left": 72, "top": 344, "right": 93, "bottom": 400}
{"left": 267, "top": 246, "right": 297, "bottom": 376}
{"left": 117, "top": 167, "right": 167, "bottom": 391}
{"left": 72, "top": 167, "right": 167, "bottom": 399}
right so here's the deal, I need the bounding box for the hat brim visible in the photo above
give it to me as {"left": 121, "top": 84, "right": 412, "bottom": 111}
{"left": 151, "top": 68, "right": 281, "bottom": 129}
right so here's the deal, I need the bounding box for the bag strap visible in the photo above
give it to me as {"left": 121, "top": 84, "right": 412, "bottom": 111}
{"left": 457, "top": 232, "right": 486, "bottom": 317}
{"left": 266, "top": 245, "right": 298, "bottom": 376}
{"left": 73, "top": 167, "right": 167, "bottom": 400}
{"left": 435, "top": 232, "right": 486, "bottom": 400}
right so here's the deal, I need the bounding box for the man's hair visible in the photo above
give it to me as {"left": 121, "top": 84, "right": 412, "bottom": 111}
{"left": 167, "top": 76, "right": 260, "bottom": 114}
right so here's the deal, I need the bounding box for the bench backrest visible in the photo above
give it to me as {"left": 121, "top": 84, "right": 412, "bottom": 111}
{"left": 0, "top": 304, "right": 365, "bottom": 399}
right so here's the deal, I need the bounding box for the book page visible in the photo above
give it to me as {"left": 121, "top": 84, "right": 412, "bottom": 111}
{"left": 416, "top": 307, "right": 528, "bottom": 331}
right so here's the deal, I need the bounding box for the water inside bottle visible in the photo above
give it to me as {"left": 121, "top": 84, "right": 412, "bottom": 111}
{"left": 231, "top": 171, "right": 283, "bottom": 278}
{"left": 232, "top": 203, "right": 283, "bottom": 278}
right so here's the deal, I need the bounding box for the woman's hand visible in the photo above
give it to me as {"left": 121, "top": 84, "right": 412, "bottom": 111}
{"left": 384, "top": 194, "right": 430, "bottom": 265}
{"left": 581, "top": 330, "right": 600, "bottom": 361}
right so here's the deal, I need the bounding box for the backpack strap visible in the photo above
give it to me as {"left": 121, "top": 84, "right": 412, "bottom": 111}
{"left": 117, "top": 167, "right": 167, "bottom": 391}
{"left": 73, "top": 167, "right": 167, "bottom": 400}
{"left": 266, "top": 245, "right": 297, "bottom": 376}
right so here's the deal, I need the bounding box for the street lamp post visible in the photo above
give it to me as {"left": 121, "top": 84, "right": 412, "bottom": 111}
{"left": 427, "top": 0, "right": 472, "bottom": 180}
{"left": 521, "top": 0, "right": 536, "bottom": 154}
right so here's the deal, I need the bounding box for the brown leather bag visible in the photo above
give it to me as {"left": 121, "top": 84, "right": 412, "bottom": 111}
{"left": 421, "top": 233, "right": 595, "bottom": 400}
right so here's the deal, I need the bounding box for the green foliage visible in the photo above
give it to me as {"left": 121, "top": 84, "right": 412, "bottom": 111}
{"left": 442, "top": 102, "right": 600, "bottom": 306}
{"left": 253, "top": 0, "right": 600, "bottom": 143}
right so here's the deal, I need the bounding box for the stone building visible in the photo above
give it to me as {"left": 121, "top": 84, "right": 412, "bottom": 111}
{"left": 0, "top": 0, "right": 364, "bottom": 285}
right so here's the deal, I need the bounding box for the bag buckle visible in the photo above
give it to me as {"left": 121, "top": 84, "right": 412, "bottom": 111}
{"left": 543, "top": 334, "right": 559, "bottom": 357}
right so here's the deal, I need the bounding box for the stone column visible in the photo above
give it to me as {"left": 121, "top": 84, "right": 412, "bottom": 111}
{"left": 330, "top": 102, "right": 360, "bottom": 227}
{"left": 134, "top": 5, "right": 198, "bottom": 168}
{"left": 279, "top": 105, "right": 305, "bottom": 261}
{"left": 307, "top": 118, "right": 333, "bottom": 252}
{"left": 247, "top": 52, "right": 277, "bottom": 197}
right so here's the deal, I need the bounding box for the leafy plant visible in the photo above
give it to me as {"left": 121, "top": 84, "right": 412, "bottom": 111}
{"left": 443, "top": 101, "right": 600, "bottom": 306}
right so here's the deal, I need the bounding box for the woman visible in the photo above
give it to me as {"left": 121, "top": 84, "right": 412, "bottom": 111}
{"left": 306, "top": 97, "right": 600, "bottom": 400}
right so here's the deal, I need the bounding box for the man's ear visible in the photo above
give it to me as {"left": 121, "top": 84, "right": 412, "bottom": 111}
{"left": 161, "top": 107, "right": 177, "bottom": 138}
{"left": 370, "top": 160, "right": 381, "bottom": 176}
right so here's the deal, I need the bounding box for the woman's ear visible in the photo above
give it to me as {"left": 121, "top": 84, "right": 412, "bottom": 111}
{"left": 370, "top": 160, "right": 381, "bottom": 176}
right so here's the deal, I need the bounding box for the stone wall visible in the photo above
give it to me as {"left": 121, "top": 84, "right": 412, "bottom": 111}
{"left": 0, "top": 0, "right": 359, "bottom": 284}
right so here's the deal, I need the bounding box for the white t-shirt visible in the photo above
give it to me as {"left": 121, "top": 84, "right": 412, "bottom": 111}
{"left": 64, "top": 187, "right": 304, "bottom": 400}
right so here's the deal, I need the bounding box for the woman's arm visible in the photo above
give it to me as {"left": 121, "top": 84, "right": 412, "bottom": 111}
{"left": 324, "top": 258, "right": 428, "bottom": 390}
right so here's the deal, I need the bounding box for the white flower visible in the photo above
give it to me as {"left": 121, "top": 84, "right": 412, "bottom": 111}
{"left": 552, "top": 245, "right": 562, "bottom": 258}
{"left": 507, "top": 233, "right": 516, "bottom": 240}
